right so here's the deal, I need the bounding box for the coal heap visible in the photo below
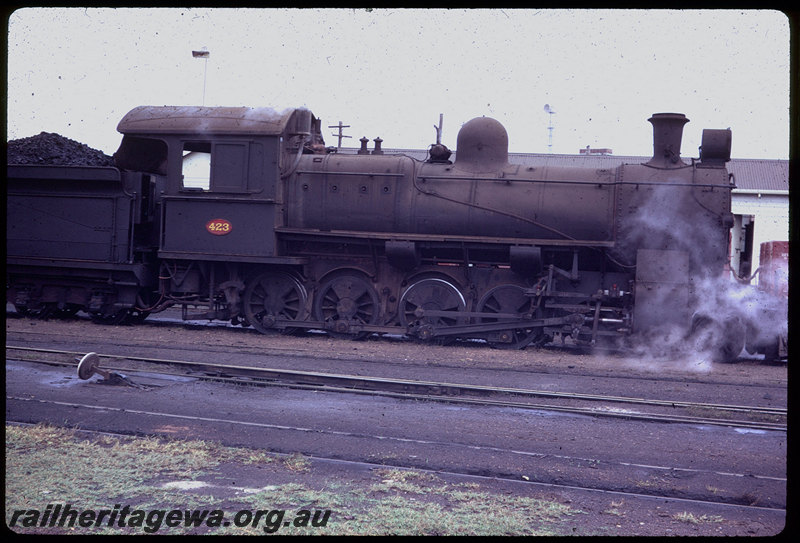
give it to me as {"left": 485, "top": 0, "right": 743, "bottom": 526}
{"left": 7, "top": 132, "right": 115, "bottom": 167}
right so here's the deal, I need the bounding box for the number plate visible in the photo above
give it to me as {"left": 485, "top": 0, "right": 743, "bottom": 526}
{"left": 206, "top": 218, "right": 232, "bottom": 236}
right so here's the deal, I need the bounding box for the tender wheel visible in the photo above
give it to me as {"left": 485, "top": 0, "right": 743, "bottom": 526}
{"left": 90, "top": 309, "right": 130, "bottom": 325}
{"left": 477, "top": 284, "right": 543, "bottom": 350}
{"left": 399, "top": 277, "right": 466, "bottom": 343}
{"left": 126, "top": 308, "right": 150, "bottom": 324}
{"left": 53, "top": 303, "right": 82, "bottom": 319}
{"left": 14, "top": 303, "right": 54, "bottom": 319}
{"left": 313, "top": 271, "right": 380, "bottom": 339}
{"left": 12, "top": 304, "right": 32, "bottom": 317}
{"left": 244, "top": 271, "right": 307, "bottom": 335}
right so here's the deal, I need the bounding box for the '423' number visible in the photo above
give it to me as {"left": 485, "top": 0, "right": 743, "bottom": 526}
{"left": 206, "top": 218, "right": 232, "bottom": 236}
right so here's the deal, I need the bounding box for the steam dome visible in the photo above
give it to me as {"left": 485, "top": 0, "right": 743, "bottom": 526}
{"left": 455, "top": 117, "right": 509, "bottom": 172}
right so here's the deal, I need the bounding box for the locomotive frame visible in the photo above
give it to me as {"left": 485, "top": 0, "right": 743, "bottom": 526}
{"left": 8, "top": 105, "right": 758, "bottom": 359}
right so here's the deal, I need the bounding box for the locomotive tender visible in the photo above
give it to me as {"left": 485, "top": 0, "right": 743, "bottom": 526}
{"left": 8, "top": 106, "right": 745, "bottom": 357}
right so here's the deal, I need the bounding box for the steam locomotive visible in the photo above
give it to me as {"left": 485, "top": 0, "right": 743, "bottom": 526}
{"left": 8, "top": 105, "right": 760, "bottom": 360}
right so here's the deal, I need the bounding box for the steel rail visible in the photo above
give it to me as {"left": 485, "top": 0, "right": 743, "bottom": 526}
{"left": 7, "top": 345, "right": 785, "bottom": 431}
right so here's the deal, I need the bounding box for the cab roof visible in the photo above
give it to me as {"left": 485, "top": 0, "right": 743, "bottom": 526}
{"left": 117, "top": 106, "right": 306, "bottom": 136}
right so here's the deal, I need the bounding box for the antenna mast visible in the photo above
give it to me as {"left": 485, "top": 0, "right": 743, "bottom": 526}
{"left": 543, "top": 104, "right": 555, "bottom": 153}
{"left": 328, "top": 121, "right": 351, "bottom": 150}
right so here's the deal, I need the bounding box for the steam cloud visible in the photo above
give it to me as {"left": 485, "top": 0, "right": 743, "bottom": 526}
{"left": 614, "top": 183, "right": 786, "bottom": 366}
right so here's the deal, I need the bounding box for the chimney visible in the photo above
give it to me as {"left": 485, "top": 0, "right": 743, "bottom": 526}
{"left": 647, "top": 113, "right": 689, "bottom": 169}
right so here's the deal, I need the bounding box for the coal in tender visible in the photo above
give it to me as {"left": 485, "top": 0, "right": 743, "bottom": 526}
{"left": 7, "top": 132, "right": 115, "bottom": 167}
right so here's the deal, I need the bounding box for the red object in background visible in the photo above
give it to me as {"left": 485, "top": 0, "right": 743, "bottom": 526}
{"left": 759, "top": 241, "right": 789, "bottom": 297}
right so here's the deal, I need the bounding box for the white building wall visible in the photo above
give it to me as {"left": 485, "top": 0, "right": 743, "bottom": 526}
{"left": 730, "top": 191, "right": 789, "bottom": 285}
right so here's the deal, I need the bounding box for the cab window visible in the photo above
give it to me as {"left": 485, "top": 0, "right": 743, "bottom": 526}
{"left": 181, "top": 141, "right": 249, "bottom": 192}
{"left": 181, "top": 142, "right": 211, "bottom": 190}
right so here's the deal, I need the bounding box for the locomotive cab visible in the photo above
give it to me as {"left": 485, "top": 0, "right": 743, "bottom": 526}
{"left": 115, "top": 106, "right": 324, "bottom": 262}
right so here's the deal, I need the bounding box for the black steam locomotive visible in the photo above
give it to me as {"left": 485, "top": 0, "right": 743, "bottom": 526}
{"left": 8, "top": 105, "right": 757, "bottom": 359}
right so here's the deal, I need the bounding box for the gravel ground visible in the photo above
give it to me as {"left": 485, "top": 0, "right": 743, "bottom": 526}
{"left": 77, "top": 313, "right": 791, "bottom": 383}
{"left": 5, "top": 314, "right": 788, "bottom": 536}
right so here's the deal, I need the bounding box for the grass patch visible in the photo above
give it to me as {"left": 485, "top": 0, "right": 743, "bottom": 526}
{"left": 283, "top": 452, "right": 311, "bottom": 472}
{"left": 6, "top": 423, "right": 582, "bottom": 535}
{"left": 673, "top": 511, "right": 725, "bottom": 524}
{"left": 603, "top": 499, "right": 626, "bottom": 517}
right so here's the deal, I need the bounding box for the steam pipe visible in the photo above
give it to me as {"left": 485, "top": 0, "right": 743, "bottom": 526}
{"left": 281, "top": 134, "right": 307, "bottom": 179}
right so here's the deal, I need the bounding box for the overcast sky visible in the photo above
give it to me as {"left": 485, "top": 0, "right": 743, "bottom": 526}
{"left": 6, "top": 8, "right": 791, "bottom": 159}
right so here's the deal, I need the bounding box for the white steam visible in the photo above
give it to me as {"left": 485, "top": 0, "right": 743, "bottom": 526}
{"left": 615, "top": 182, "right": 787, "bottom": 365}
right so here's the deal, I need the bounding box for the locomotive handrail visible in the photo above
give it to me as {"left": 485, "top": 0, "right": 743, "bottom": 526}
{"left": 418, "top": 175, "right": 612, "bottom": 184}
{"left": 418, "top": 174, "right": 732, "bottom": 189}
{"left": 280, "top": 134, "right": 307, "bottom": 179}
{"left": 294, "top": 170, "right": 405, "bottom": 177}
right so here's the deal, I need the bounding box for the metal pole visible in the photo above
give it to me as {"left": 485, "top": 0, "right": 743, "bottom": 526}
{"left": 192, "top": 49, "right": 210, "bottom": 106}
{"left": 328, "top": 121, "right": 351, "bottom": 150}
{"left": 202, "top": 57, "right": 208, "bottom": 106}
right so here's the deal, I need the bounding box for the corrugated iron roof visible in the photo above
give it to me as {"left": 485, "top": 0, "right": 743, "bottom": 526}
{"left": 726, "top": 159, "right": 789, "bottom": 192}
{"left": 350, "top": 148, "right": 788, "bottom": 193}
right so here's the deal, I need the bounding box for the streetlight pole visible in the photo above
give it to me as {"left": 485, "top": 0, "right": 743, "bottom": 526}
{"left": 192, "top": 49, "right": 210, "bottom": 105}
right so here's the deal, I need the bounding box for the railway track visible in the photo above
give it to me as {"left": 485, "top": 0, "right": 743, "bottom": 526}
{"left": 6, "top": 345, "right": 786, "bottom": 432}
